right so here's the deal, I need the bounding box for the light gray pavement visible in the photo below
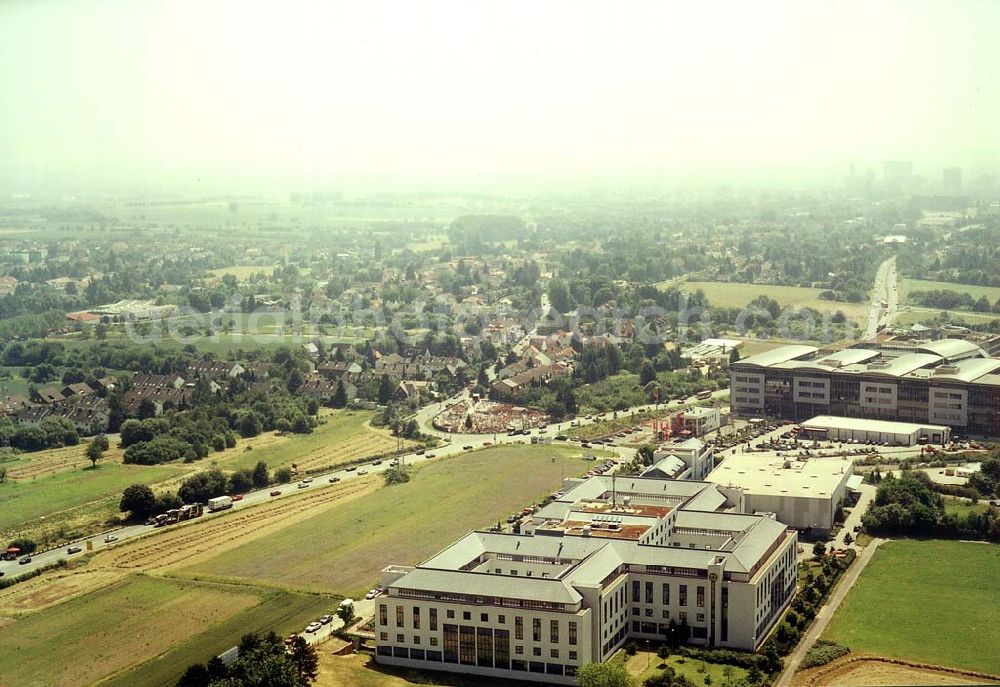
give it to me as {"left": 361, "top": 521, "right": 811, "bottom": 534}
{"left": 864, "top": 256, "right": 897, "bottom": 339}
{"left": 776, "top": 537, "right": 886, "bottom": 687}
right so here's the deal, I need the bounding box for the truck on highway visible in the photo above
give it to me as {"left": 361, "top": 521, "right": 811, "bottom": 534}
{"left": 179, "top": 503, "right": 203, "bottom": 520}
{"left": 207, "top": 495, "right": 234, "bottom": 512}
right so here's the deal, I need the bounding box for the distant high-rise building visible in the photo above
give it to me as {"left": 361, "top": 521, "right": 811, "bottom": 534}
{"left": 943, "top": 166, "right": 963, "bottom": 196}
{"left": 883, "top": 160, "right": 913, "bottom": 194}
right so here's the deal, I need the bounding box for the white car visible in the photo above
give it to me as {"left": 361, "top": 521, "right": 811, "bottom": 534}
{"left": 297, "top": 482, "right": 309, "bottom": 489}
{"left": 358, "top": 469, "right": 369, "bottom": 475}
{"left": 104, "top": 534, "right": 118, "bottom": 543}
{"left": 305, "top": 622, "right": 322, "bottom": 633}
{"left": 365, "top": 589, "right": 378, "bottom": 600}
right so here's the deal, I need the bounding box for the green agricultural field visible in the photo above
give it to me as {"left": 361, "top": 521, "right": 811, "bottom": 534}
{"left": 823, "top": 540, "right": 1000, "bottom": 674}
{"left": 183, "top": 445, "right": 592, "bottom": 596}
{"left": 101, "top": 582, "right": 331, "bottom": 687}
{"left": 0, "top": 574, "right": 290, "bottom": 687}
{"left": 0, "top": 462, "right": 180, "bottom": 536}
{"left": 216, "top": 409, "right": 410, "bottom": 473}
{"left": 684, "top": 281, "right": 869, "bottom": 321}
{"left": 899, "top": 278, "right": 1000, "bottom": 303}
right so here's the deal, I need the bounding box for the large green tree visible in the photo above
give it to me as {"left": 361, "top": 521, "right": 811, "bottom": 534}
{"left": 576, "top": 662, "right": 634, "bottom": 687}
{"left": 120, "top": 483, "right": 156, "bottom": 519}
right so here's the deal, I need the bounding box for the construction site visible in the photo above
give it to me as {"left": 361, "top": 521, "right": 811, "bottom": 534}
{"left": 431, "top": 399, "right": 550, "bottom": 434}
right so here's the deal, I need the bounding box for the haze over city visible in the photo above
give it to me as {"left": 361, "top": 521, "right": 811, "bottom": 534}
{"left": 1, "top": 3, "right": 1000, "bottom": 687}
{"left": 2, "top": 0, "right": 999, "bottom": 194}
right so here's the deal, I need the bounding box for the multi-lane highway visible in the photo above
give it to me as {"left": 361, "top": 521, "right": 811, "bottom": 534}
{"left": 864, "top": 256, "right": 898, "bottom": 339}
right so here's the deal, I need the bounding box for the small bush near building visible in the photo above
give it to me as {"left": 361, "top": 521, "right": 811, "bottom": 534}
{"left": 801, "top": 640, "right": 850, "bottom": 668}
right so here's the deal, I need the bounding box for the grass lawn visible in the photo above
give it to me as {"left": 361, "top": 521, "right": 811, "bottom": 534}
{"left": 101, "top": 583, "right": 331, "bottom": 687}
{"left": 684, "top": 281, "right": 869, "bottom": 321}
{"left": 899, "top": 278, "right": 1000, "bottom": 303}
{"left": 943, "top": 496, "right": 992, "bottom": 519}
{"left": 614, "top": 649, "right": 748, "bottom": 686}
{"left": 0, "top": 574, "right": 266, "bottom": 687}
{"left": 182, "top": 445, "right": 593, "bottom": 596}
{"left": 0, "top": 462, "right": 179, "bottom": 536}
{"left": 823, "top": 540, "right": 1000, "bottom": 674}
{"left": 216, "top": 409, "right": 411, "bottom": 473}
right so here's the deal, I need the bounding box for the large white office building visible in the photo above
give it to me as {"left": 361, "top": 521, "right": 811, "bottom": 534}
{"left": 375, "top": 475, "right": 798, "bottom": 684}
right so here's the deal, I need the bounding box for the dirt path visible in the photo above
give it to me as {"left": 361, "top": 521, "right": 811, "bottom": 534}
{"left": 795, "top": 654, "right": 1000, "bottom": 686}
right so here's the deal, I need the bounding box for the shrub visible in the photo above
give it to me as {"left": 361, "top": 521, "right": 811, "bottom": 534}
{"left": 801, "top": 641, "right": 849, "bottom": 668}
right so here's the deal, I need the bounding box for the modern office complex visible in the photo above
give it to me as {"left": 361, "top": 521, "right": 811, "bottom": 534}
{"left": 375, "top": 476, "right": 797, "bottom": 684}
{"left": 729, "top": 340, "right": 1000, "bottom": 436}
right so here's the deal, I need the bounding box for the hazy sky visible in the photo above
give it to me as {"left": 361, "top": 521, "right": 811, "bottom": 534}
{"left": 1, "top": 0, "right": 998, "bottom": 193}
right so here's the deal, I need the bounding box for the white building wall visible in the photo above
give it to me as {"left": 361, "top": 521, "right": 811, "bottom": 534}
{"left": 731, "top": 372, "right": 765, "bottom": 411}
{"left": 860, "top": 381, "right": 898, "bottom": 412}
{"left": 928, "top": 386, "right": 968, "bottom": 426}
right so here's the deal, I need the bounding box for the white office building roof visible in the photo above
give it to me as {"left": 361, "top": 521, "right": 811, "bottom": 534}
{"left": 801, "top": 415, "right": 948, "bottom": 436}
{"left": 707, "top": 454, "right": 852, "bottom": 499}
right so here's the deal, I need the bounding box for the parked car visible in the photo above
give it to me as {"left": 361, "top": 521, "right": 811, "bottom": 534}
{"left": 365, "top": 589, "right": 378, "bottom": 600}
{"left": 345, "top": 466, "right": 357, "bottom": 471}
{"left": 66, "top": 546, "right": 82, "bottom": 554}
{"left": 372, "top": 460, "right": 382, "bottom": 466}
{"left": 302, "top": 477, "right": 314, "bottom": 483}
{"left": 19, "top": 556, "right": 32, "bottom": 564}
{"left": 232, "top": 494, "right": 244, "bottom": 501}
{"left": 297, "top": 482, "right": 309, "bottom": 489}
{"left": 415, "top": 449, "right": 425, "bottom": 455}
{"left": 328, "top": 476, "right": 341, "bottom": 483}
{"left": 104, "top": 534, "right": 118, "bottom": 543}
{"left": 358, "top": 469, "right": 369, "bottom": 475}
{"left": 462, "top": 445, "right": 474, "bottom": 450}
{"left": 425, "top": 453, "right": 436, "bottom": 459}
{"left": 270, "top": 489, "right": 282, "bottom": 497}
{"left": 305, "top": 622, "right": 322, "bottom": 633}
{"left": 319, "top": 614, "right": 334, "bottom": 624}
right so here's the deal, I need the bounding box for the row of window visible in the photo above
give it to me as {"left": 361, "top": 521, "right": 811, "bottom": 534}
{"left": 381, "top": 604, "right": 577, "bottom": 645}
{"left": 375, "top": 644, "right": 579, "bottom": 677}
{"left": 631, "top": 580, "right": 704, "bottom": 608}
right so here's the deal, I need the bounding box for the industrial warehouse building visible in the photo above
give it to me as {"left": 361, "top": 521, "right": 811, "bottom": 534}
{"left": 729, "top": 339, "right": 1000, "bottom": 436}
{"left": 706, "top": 454, "right": 854, "bottom": 532}
{"left": 376, "top": 476, "right": 797, "bottom": 684}
{"left": 799, "top": 415, "right": 949, "bottom": 446}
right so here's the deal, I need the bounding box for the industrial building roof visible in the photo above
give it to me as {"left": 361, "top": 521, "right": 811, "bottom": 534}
{"left": 912, "top": 339, "right": 987, "bottom": 361}
{"left": 929, "top": 358, "right": 1000, "bottom": 383}
{"left": 851, "top": 352, "right": 943, "bottom": 377}
{"left": 732, "top": 342, "right": 1000, "bottom": 382}
{"left": 706, "top": 454, "right": 853, "bottom": 499}
{"left": 801, "top": 415, "right": 948, "bottom": 435}
{"left": 733, "top": 345, "right": 818, "bottom": 369}
{"left": 775, "top": 348, "right": 879, "bottom": 371}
